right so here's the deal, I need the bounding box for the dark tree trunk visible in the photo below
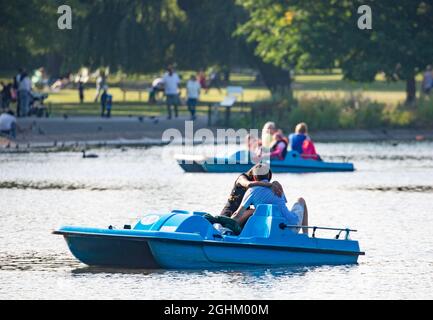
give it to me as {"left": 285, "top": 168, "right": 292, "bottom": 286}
{"left": 241, "top": 42, "right": 292, "bottom": 97}
{"left": 254, "top": 59, "right": 291, "bottom": 95}
{"left": 45, "top": 53, "right": 63, "bottom": 79}
{"left": 405, "top": 73, "right": 417, "bottom": 106}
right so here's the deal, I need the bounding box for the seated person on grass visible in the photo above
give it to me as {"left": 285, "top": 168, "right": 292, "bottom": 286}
{"left": 231, "top": 163, "right": 309, "bottom": 235}
{"left": 0, "top": 110, "right": 17, "bottom": 139}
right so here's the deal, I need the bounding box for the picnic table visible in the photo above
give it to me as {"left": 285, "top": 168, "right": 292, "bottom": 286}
{"left": 118, "top": 82, "right": 150, "bottom": 101}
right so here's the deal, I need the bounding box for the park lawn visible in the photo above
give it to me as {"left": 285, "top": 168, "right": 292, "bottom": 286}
{"left": 39, "top": 73, "right": 426, "bottom": 117}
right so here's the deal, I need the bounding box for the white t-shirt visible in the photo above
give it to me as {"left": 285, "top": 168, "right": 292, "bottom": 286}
{"left": 0, "top": 113, "right": 17, "bottom": 131}
{"left": 187, "top": 80, "right": 201, "bottom": 99}
{"left": 163, "top": 72, "right": 180, "bottom": 95}
{"left": 18, "top": 77, "right": 31, "bottom": 92}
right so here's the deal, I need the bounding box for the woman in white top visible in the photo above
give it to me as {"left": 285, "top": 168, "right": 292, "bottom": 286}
{"left": 261, "top": 121, "right": 277, "bottom": 149}
{"left": 186, "top": 75, "right": 201, "bottom": 120}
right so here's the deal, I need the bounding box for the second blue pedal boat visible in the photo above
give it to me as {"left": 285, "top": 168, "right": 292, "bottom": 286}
{"left": 176, "top": 150, "right": 355, "bottom": 173}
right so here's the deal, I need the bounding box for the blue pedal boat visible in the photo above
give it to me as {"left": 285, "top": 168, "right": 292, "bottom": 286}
{"left": 176, "top": 150, "right": 355, "bottom": 173}
{"left": 54, "top": 205, "right": 364, "bottom": 269}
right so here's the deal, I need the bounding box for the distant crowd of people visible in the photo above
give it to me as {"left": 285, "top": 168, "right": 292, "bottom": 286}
{"left": 0, "top": 68, "right": 32, "bottom": 118}
{"left": 149, "top": 65, "right": 223, "bottom": 120}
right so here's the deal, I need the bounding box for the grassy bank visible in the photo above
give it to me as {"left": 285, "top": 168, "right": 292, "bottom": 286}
{"left": 4, "top": 72, "right": 431, "bottom": 129}
{"left": 230, "top": 94, "right": 433, "bottom": 131}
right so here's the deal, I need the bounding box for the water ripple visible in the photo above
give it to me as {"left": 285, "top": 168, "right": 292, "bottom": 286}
{"left": 360, "top": 185, "right": 433, "bottom": 193}
{"left": 0, "top": 252, "right": 80, "bottom": 271}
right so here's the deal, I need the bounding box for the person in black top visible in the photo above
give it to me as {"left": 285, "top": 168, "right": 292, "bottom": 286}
{"left": 1, "top": 82, "right": 12, "bottom": 110}
{"left": 78, "top": 81, "right": 85, "bottom": 104}
{"left": 220, "top": 163, "right": 284, "bottom": 218}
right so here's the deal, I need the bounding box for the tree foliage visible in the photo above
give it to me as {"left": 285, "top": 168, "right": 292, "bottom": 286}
{"left": 237, "top": 0, "right": 433, "bottom": 102}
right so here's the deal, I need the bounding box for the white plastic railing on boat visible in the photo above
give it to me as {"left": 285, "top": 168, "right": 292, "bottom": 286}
{"left": 279, "top": 223, "right": 358, "bottom": 239}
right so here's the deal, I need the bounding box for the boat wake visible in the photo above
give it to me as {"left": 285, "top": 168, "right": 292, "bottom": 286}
{"left": 0, "top": 181, "right": 141, "bottom": 192}
{"left": 0, "top": 252, "right": 80, "bottom": 271}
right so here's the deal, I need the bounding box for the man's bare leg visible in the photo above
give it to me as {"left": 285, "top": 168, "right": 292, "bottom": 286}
{"left": 298, "top": 198, "right": 309, "bottom": 235}
{"left": 233, "top": 209, "right": 255, "bottom": 227}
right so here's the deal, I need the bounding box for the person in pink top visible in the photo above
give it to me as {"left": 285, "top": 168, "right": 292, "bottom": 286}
{"left": 255, "top": 131, "right": 289, "bottom": 161}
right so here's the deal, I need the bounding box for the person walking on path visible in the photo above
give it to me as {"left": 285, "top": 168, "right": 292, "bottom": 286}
{"left": 186, "top": 75, "right": 201, "bottom": 120}
{"left": 163, "top": 65, "right": 181, "bottom": 120}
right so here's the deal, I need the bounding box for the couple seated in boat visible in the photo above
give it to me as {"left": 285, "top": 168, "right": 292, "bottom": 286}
{"left": 246, "top": 122, "right": 321, "bottom": 161}
{"left": 246, "top": 122, "right": 289, "bottom": 162}
{"left": 214, "top": 163, "right": 309, "bottom": 235}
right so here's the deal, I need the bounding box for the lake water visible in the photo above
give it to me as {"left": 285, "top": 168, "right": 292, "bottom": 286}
{"left": 0, "top": 141, "right": 432, "bottom": 299}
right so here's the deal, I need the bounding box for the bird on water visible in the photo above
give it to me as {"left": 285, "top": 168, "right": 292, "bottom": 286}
{"left": 82, "top": 150, "right": 99, "bottom": 158}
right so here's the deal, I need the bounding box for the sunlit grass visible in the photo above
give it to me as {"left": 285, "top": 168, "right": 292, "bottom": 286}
{"left": 7, "top": 72, "right": 425, "bottom": 116}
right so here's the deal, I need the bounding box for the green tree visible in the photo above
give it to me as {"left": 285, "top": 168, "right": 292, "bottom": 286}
{"left": 237, "top": 0, "right": 433, "bottom": 104}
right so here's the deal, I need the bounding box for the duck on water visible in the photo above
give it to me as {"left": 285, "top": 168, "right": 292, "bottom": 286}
{"left": 82, "top": 150, "right": 99, "bottom": 159}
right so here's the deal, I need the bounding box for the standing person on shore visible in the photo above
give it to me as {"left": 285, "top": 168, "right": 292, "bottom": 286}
{"left": 0, "top": 82, "right": 4, "bottom": 110}
{"left": 94, "top": 70, "right": 106, "bottom": 102}
{"left": 186, "top": 75, "right": 201, "bottom": 121}
{"left": 78, "top": 80, "right": 85, "bottom": 104}
{"left": 163, "top": 65, "right": 181, "bottom": 120}
{"left": 105, "top": 92, "right": 113, "bottom": 118}
{"left": 198, "top": 70, "right": 207, "bottom": 92}
{"left": 1, "top": 83, "right": 12, "bottom": 110}
{"left": 13, "top": 68, "right": 23, "bottom": 117}
{"left": 17, "top": 71, "right": 32, "bottom": 118}
{"left": 206, "top": 69, "right": 222, "bottom": 94}
{"left": 100, "top": 86, "right": 109, "bottom": 118}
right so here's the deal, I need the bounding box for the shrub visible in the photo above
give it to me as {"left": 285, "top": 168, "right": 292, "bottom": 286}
{"left": 417, "top": 97, "right": 433, "bottom": 127}
{"left": 230, "top": 93, "right": 433, "bottom": 130}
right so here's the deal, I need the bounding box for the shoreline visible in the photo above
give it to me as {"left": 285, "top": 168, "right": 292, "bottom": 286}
{"left": 1, "top": 116, "right": 432, "bottom": 152}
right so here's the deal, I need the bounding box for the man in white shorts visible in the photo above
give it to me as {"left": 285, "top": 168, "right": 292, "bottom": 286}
{"left": 232, "top": 163, "right": 309, "bottom": 235}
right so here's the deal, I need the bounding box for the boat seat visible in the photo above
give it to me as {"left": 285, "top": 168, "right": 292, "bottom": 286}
{"left": 240, "top": 205, "right": 282, "bottom": 238}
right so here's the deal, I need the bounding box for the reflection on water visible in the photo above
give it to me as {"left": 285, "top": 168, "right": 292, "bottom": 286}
{"left": 0, "top": 141, "right": 433, "bottom": 299}
{"left": 70, "top": 265, "right": 317, "bottom": 278}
